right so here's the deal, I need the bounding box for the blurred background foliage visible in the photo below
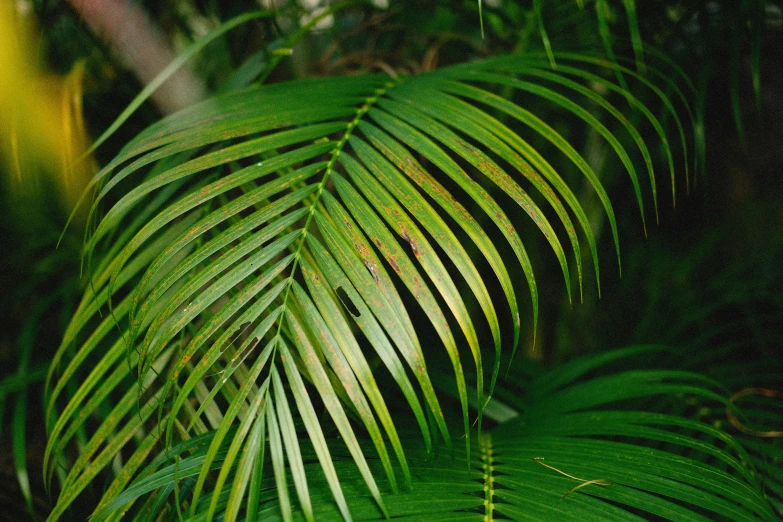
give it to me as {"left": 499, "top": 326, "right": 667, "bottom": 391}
{"left": 0, "top": 0, "right": 781, "bottom": 519}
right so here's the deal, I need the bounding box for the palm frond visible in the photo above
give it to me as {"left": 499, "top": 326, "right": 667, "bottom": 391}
{"left": 45, "top": 53, "right": 696, "bottom": 521}
{"left": 197, "top": 347, "right": 777, "bottom": 521}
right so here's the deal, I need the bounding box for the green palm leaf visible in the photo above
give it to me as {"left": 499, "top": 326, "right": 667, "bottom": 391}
{"left": 244, "top": 347, "right": 776, "bottom": 521}
{"left": 45, "top": 53, "right": 697, "bottom": 521}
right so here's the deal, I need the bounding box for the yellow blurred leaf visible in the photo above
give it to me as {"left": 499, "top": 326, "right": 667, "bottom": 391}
{"left": 0, "top": 2, "right": 94, "bottom": 215}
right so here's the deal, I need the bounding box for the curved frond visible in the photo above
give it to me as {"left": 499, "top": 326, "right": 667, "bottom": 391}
{"left": 45, "top": 54, "right": 694, "bottom": 520}
{"left": 251, "top": 347, "right": 776, "bottom": 521}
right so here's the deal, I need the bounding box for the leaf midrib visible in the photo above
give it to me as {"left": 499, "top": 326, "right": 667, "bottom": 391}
{"left": 271, "top": 80, "right": 399, "bottom": 346}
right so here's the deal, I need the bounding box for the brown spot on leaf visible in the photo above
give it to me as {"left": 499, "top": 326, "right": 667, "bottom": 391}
{"left": 388, "top": 257, "right": 401, "bottom": 273}
{"left": 364, "top": 259, "right": 380, "bottom": 283}
{"left": 399, "top": 229, "right": 421, "bottom": 257}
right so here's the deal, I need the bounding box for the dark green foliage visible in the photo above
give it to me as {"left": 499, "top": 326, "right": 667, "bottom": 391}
{"left": 0, "top": 1, "right": 780, "bottom": 520}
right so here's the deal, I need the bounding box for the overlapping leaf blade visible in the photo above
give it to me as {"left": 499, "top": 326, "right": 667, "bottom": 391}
{"left": 256, "top": 348, "right": 776, "bottom": 521}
